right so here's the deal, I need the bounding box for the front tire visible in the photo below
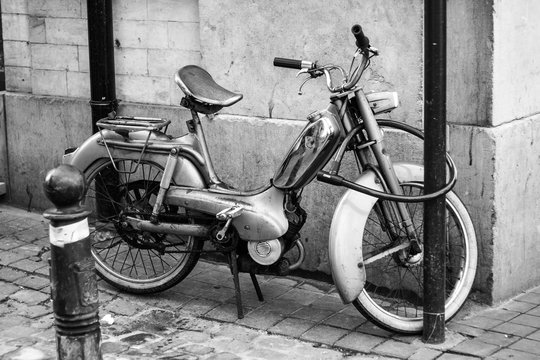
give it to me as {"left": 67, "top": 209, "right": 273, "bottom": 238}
{"left": 354, "top": 184, "right": 477, "bottom": 334}
{"left": 83, "top": 158, "right": 204, "bottom": 294}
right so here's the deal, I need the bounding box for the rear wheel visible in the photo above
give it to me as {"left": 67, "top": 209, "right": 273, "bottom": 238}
{"left": 354, "top": 183, "right": 477, "bottom": 334}
{"left": 83, "top": 159, "right": 204, "bottom": 294}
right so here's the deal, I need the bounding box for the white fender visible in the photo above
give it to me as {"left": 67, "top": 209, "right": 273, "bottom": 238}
{"left": 329, "top": 162, "right": 424, "bottom": 303}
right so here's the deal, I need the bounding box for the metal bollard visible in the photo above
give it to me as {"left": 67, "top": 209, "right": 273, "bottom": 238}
{"left": 43, "top": 164, "right": 102, "bottom": 359}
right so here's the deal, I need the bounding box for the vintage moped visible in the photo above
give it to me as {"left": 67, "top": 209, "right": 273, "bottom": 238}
{"left": 64, "top": 25, "right": 477, "bottom": 334}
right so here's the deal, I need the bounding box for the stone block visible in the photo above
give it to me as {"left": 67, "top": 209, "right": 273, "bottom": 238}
{"left": 3, "top": 40, "right": 31, "bottom": 67}
{"left": 116, "top": 74, "right": 170, "bottom": 105}
{"left": 114, "top": 48, "right": 148, "bottom": 75}
{"left": 31, "top": 69, "right": 67, "bottom": 96}
{"left": 334, "top": 331, "right": 385, "bottom": 353}
{"left": 2, "top": 13, "right": 29, "bottom": 41}
{"left": 167, "top": 22, "right": 200, "bottom": 51}
{"left": 113, "top": 20, "right": 168, "bottom": 49}
{"left": 78, "top": 45, "right": 90, "bottom": 72}
{"left": 148, "top": 49, "right": 201, "bottom": 76}
{"left": 112, "top": 0, "right": 147, "bottom": 20}
{"left": 28, "top": 0, "right": 81, "bottom": 18}
{"left": 31, "top": 44, "right": 78, "bottom": 71}
{"left": 66, "top": 71, "right": 90, "bottom": 98}
{"left": 2, "top": 0, "right": 29, "bottom": 14}
{"left": 148, "top": 0, "right": 199, "bottom": 22}
{"left": 299, "top": 324, "right": 348, "bottom": 345}
{"left": 45, "top": 18, "right": 88, "bottom": 45}
{"left": 29, "top": 16, "right": 46, "bottom": 43}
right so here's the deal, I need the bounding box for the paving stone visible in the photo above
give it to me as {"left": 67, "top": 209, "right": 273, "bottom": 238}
{"left": 308, "top": 294, "right": 348, "bottom": 312}
{"left": 323, "top": 312, "right": 367, "bottom": 330}
{"left": 101, "top": 341, "right": 129, "bottom": 354}
{"left": 509, "top": 338, "right": 540, "bottom": 356}
{"left": 181, "top": 343, "right": 214, "bottom": 355}
{"left": 527, "top": 329, "right": 540, "bottom": 341}
{"left": 489, "top": 348, "right": 539, "bottom": 360}
{"left": 235, "top": 307, "right": 283, "bottom": 330}
{"left": 515, "top": 292, "right": 540, "bottom": 305}
{"left": 0, "top": 267, "right": 27, "bottom": 281}
{"left": 372, "top": 339, "right": 420, "bottom": 359}
{"left": 457, "top": 315, "right": 504, "bottom": 330}
{"left": 0, "top": 344, "right": 19, "bottom": 357}
{"left": 480, "top": 308, "right": 521, "bottom": 322}
{"left": 356, "top": 322, "right": 393, "bottom": 338}
{"left": 178, "top": 330, "right": 211, "bottom": 343}
{"left": 255, "top": 297, "right": 304, "bottom": 316}
{"left": 9, "top": 258, "right": 48, "bottom": 273}
{"left": 9, "top": 289, "right": 50, "bottom": 305}
{"left": 266, "top": 276, "right": 300, "bottom": 288}
{"left": 450, "top": 338, "right": 501, "bottom": 357}
{"left": 0, "top": 238, "right": 26, "bottom": 250}
{"left": 267, "top": 317, "right": 315, "bottom": 338}
{"left": 104, "top": 297, "right": 143, "bottom": 316}
{"left": 409, "top": 347, "right": 442, "bottom": 360}
{"left": 211, "top": 323, "right": 260, "bottom": 342}
{"left": 299, "top": 324, "right": 348, "bottom": 345}
{"left": 205, "top": 303, "right": 243, "bottom": 323}
{"left": 447, "top": 322, "right": 487, "bottom": 337}
{"left": 256, "top": 282, "right": 294, "bottom": 300}
{"left": 527, "top": 305, "right": 540, "bottom": 317}
{"left": 509, "top": 313, "right": 540, "bottom": 328}
{"left": 0, "top": 281, "right": 22, "bottom": 300}
{"left": 4, "top": 347, "right": 50, "bottom": 360}
{"left": 334, "top": 331, "right": 385, "bottom": 353}
{"left": 0, "top": 325, "right": 42, "bottom": 339}
{"left": 503, "top": 300, "right": 537, "bottom": 313}
{"left": 14, "top": 275, "right": 49, "bottom": 290}
{"left": 437, "top": 353, "right": 479, "bottom": 360}
{"left": 181, "top": 298, "right": 220, "bottom": 316}
{"left": 475, "top": 331, "right": 519, "bottom": 347}
{"left": 7, "top": 301, "right": 51, "bottom": 319}
{"left": 205, "top": 352, "right": 241, "bottom": 360}
{"left": 195, "top": 283, "right": 236, "bottom": 303}
{"left": 276, "top": 288, "right": 323, "bottom": 307}
{"left": 290, "top": 305, "right": 335, "bottom": 322}
{"left": 242, "top": 347, "right": 290, "bottom": 360}
{"left": 491, "top": 321, "right": 537, "bottom": 337}
{"left": 0, "top": 250, "right": 28, "bottom": 265}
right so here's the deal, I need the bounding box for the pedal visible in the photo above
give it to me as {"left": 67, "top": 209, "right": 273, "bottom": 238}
{"left": 215, "top": 205, "right": 244, "bottom": 241}
{"left": 216, "top": 205, "right": 244, "bottom": 221}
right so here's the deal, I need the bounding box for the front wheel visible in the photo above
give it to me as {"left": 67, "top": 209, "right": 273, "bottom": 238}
{"left": 354, "top": 184, "right": 477, "bottom": 334}
{"left": 83, "top": 158, "right": 204, "bottom": 294}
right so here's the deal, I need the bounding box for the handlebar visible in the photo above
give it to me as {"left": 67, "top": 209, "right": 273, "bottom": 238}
{"left": 273, "top": 58, "right": 316, "bottom": 70}
{"left": 273, "top": 24, "right": 375, "bottom": 93}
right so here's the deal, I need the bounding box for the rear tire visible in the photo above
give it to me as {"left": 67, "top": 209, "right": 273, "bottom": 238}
{"left": 353, "top": 184, "right": 477, "bottom": 334}
{"left": 83, "top": 158, "right": 204, "bottom": 294}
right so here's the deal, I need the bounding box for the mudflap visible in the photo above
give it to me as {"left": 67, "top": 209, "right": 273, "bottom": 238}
{"left": 329, "top": 162, "right": 424, "bottom": 303}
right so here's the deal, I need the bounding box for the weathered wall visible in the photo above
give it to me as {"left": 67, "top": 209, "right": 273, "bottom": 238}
{"left": 2, "top": 0, "right": 540, "bottom": 302}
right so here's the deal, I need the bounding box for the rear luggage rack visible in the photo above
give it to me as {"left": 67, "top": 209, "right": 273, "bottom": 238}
{"left": 96, "top": 115, "right": 171, "bottom": 174}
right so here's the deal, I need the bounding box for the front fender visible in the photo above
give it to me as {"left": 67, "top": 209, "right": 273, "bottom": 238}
{"left": 329, "top": 162, "right": 424, "bottom": 303}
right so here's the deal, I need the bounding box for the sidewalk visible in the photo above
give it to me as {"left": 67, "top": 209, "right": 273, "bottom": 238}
{"left": 0, "top": 203, "right": 539, "bottom": 360}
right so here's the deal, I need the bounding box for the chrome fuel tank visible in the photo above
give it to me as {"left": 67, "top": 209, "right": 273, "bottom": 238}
{"left": 273, "top": 105, "right": 342, "bottom": 190}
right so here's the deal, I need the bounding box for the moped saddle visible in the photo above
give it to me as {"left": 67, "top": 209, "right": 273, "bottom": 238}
{"left": 175, "top": 65, "right": 243, "bottom": 113}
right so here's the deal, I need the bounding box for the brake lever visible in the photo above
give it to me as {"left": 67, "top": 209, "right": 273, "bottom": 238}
{"left": 296, "top": 68, "right": 324, "bottom": 95}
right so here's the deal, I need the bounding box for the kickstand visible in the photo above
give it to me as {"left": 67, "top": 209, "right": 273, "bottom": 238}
{"left": 250, "top": 272, "right": 264, "bottom": 302}
{"left": 228, "top": 249, "right": 244, "bottom": 319}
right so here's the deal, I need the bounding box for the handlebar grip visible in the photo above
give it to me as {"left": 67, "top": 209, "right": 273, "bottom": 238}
{"left": 273, "top": 57, "right": 303, "bottom": 69}
{"left": 351, "top": 24, "right": 370, "bottom": 49}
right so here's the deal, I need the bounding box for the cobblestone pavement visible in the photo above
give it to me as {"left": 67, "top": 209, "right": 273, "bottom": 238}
{"left": 1, "top": 204, "right": 540, "bottom": 359}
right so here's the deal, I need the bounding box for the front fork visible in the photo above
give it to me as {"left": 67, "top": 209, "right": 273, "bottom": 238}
{"left": 353, "top": 89, "right": 421, "bottom": 252}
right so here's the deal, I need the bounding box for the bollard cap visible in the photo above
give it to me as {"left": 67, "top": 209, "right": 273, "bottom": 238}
{"left": 43, "top": 164, "right": 91, "bottom": 221}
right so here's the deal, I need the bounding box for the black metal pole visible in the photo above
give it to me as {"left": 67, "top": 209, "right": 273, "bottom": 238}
{"left": 43, "top": 165, "right": 101, "bottom": 359}
{"left": 423, "top": 0, "right": 447, "bottom": 344}
{"left": 87, "top": 0, "right": 117, "bottom": 133}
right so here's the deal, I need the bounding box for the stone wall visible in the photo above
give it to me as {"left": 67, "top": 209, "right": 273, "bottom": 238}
{"left": 1, "top": 0, "right": 539, "bottom": 302}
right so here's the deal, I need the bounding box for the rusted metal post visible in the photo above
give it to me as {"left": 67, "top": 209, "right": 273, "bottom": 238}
{"left": 43, "top": 164, "right": 102, "bottom": 359}
{"left": 423, "top": 0, "right": 447, "bottom": 344}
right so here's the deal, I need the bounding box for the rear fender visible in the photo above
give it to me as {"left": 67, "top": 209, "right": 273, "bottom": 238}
{"left": 329, "top": 162, "right": 424, "bottom": 303}
{"left": 64, "top": 130, "right": 207, "bottom": 188}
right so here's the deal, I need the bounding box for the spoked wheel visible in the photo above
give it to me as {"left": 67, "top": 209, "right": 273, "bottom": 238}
{"left": 353, "top": 183, "right": 477, "bottom": 334}
{"left": 83, "top": 159, "right": 204, "bottom": 294}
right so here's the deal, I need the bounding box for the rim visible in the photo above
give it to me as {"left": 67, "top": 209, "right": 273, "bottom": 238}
{"left": 361, "top": 184, "right": 469, "bottom": 321}
{"left": 84, "top": 159, "right": 196, "bottom": 284}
